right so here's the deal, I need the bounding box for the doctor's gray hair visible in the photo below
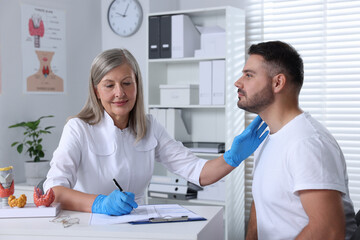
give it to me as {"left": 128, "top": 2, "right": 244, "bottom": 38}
{"left": 73, "top": 48, "right": 147, "bottom": 142}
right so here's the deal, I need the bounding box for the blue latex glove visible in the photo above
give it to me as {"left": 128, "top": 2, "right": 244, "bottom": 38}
{"left": 91, "top": 190, "right": 138, "bottom": 216}
{"left": 224, "top": 115, "right": 269, "bottom": 167}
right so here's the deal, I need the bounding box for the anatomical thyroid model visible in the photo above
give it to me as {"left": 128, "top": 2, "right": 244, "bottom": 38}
{"left": 0, "top": 166, "right": 15, "bottom": 206}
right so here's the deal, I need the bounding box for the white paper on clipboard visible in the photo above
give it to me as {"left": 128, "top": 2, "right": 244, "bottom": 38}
{"left": 89, "top": 204, "right": 205, "bottom": 225}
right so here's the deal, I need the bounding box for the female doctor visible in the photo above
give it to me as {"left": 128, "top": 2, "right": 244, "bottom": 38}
{"left": 43, "top": 48, "right": 268, "bottom": 216}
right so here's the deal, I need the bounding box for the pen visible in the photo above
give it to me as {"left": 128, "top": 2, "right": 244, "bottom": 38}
{"left": 113, "top": 178, "right": 137, "bottom": 213}
{"left": 113, "top": 178, "right": 123, "bottom": 192}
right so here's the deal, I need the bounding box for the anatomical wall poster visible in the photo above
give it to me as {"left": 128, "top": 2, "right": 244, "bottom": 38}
{"left": 21, "top": 4, "right": 66, "bottom": 94}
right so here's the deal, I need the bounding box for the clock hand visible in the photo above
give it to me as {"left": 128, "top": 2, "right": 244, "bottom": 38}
{"left": 115, "top": 12, "right": 125, "bottom": 17}
{"left": 123, "top": 3, "right": 130, "bottom": 17}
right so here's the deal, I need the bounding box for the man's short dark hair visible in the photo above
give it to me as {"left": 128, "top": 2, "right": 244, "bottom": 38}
{"left": 248, "top": 41, "right": 304, "bottom": 93}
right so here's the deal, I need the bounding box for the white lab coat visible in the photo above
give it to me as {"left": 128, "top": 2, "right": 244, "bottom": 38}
{"left": 44, "top": 111, "right": 206, "bottom": 204}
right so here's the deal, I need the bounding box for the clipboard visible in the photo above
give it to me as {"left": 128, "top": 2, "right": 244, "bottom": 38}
{"left": 89, "top": 204, "right": 206, "bottom": 225}
{"left": 129, "top": 204, "right": 206, "bottom": 224}
{"left": 130, "top": 217, "right": 206, "bottom": 224}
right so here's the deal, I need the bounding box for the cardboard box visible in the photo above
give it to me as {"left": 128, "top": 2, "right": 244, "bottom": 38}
{"left": 160, "top": 84, "right": 199, "bottom": 105}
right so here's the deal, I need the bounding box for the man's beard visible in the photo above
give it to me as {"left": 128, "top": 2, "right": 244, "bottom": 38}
{"left": 237, "top": 82, "right": 274, "bottom": 114}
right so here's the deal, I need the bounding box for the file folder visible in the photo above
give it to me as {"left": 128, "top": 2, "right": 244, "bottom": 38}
{"left": 149, "top": 16, "right": 160, "bottom": 59}
{"left": 150, "top": 175, "right": 187, "bottom": 186}
{"left": 166, "top": 108, "right": 190, "bottom": 142}
{"left": 212, "top": 60, "right": 225, "bottom": 105}
{"left": 149, "top": 108, "right": 166, "bottom": 128}
{"left": 148, "top": 183, "right": 197, "bottom": 200}
{"left": 199, "top": 61, "right": 212, "bottom": 105}
{"left": 150, "top": 175, "right": 203, "bottom": 191}
{"left": 171, "top": 14, "right": 200, "bottom": 58}
{"left": 160, "top": 15, "right": 171, "bottom": 58}
{"left": 150, "top": 108, "right": 190, "bottom": 141}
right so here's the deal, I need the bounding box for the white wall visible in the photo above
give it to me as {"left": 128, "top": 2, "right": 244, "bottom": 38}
{"left": 0, "top": 0, "right": 102, "bottom": 182}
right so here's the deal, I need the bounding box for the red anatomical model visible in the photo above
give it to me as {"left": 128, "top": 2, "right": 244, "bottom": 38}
{"left": 33, "top": 187, "right": 55, "bottom": 207}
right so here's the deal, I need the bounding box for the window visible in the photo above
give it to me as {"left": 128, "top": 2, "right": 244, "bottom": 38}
{"left": 245, "top": 0, "right": 360, "bottom": 225}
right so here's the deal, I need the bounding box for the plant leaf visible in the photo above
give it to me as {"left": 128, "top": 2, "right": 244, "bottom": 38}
{"left": 39, "top": 151, "right": 45, "bottom": 158}
{"left": 8, "top": 122, "right": 27, "bottom": 128}
{"left": 25, "top": 121, "right": 37, "bottom": 130}
{"left": 17, "top": 144, "right": 23, "bottom": 154}
{"left": 39, "top": 115, "right": 54, "bottom": 120}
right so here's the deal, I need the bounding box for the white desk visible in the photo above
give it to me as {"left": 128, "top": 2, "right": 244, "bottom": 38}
{"left": 0, "top": 205, "right": 224, "bottom": 240}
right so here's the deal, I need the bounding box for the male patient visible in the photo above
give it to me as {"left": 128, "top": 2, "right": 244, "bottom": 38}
{"left": 236, "top": 41, "right": 357, "bottom": 239}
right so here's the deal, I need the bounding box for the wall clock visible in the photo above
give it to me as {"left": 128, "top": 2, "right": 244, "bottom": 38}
{"left": 107, "top": 0, "right": 143, "bottom": 37}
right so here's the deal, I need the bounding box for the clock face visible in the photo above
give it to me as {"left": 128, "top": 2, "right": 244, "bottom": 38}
{"left": 108, "top": 0, "right": 143, "bottom": 37}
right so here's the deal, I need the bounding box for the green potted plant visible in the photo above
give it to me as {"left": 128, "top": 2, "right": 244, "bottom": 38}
{"left": 9, "top": 115, "right": 55, "bottom": 185}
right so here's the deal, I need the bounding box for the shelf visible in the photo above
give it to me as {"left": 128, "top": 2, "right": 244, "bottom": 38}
{"left": 147, "top": 6, "right": 245, "bottom": 239}
{"left": 149, "top": 6, "right": 227, "bottom": 18}
{"left": 149, "top": 104, "right": 225, "bottom": 109}
{"left": 148, "top": 56, "right": 225, "bottom": 63}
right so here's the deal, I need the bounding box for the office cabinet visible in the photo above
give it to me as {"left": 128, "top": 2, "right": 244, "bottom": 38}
{"left": 146, "top": 6, "right": 246, "bottom": 240}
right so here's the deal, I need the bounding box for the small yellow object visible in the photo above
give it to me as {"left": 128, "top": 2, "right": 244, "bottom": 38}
{"left": 8, "top": 194, "right": 27, "bottom": 208}
{"left": 0, "top": 166, "right": 13, "bottom": 171}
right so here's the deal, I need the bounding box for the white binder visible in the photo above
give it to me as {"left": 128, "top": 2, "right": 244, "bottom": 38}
{"left": 149, "top": 108, "right": 166, "bottom": 128}
{"left": 150, "top": 175, "right": 187, "bottom": 186}
{"left": 148, "top": 183, "right": 197, "bottom": 200}
{"left": 199, "top": 61, "right": 212, "bottom": 105}
{"left": 212, "top": 60, "right": 225, "bottom": 105}
{"left": 171, "top": 14, "right": 200, "bottom": 58}
{"left": 166, "top": 108, "right": 190, "bottom": 141}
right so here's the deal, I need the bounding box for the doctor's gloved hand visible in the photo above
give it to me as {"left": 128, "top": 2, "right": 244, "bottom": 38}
{"left": 91, "top": 190, "right": 138, "bottom": 216}
{"left": 224, "top": 115, "right": 269, "bottom": 167}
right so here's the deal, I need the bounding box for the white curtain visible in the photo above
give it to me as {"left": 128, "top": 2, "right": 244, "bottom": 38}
{"left": 244, "top": 0, "right": 360, "bottom": 227}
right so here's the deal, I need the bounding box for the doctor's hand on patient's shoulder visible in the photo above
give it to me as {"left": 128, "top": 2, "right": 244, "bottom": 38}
{"left": 224, "top": 115, "right": 269, "bottom": 167}
{"left": 91, "top": 190, "right": 138, "bottom": 216}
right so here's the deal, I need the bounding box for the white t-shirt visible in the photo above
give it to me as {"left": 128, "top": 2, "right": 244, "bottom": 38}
{"left": 44, "top": 111, "right": 206, "bottom": 204}
{"left": 252, "top": 112, "right": 356, "bottom": 240}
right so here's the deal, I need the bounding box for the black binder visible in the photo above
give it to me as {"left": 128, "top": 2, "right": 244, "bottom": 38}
{"left": 148, "top": 16, "right": 160, "bottom": 59}
{"left": 160, "top": 15, "right": 171, "bottom": 58}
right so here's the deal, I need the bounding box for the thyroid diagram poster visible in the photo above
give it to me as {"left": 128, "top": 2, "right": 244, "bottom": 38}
{"left": 21, "top": 4, "right": 66, "bottom": 94}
